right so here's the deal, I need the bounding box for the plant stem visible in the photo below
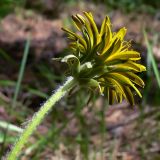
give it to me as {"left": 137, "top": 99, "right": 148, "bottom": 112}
{"left": 7, "top": 77, "right": 76, "bottom": 160}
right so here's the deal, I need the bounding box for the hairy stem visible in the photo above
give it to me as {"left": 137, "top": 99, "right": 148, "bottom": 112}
{"left": 7, "top": 77, "right": 76, "bottom": 160}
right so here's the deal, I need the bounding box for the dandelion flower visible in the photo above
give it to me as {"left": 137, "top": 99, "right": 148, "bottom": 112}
{"left": 61, "top": 12, "right": 146, "bottom": 105}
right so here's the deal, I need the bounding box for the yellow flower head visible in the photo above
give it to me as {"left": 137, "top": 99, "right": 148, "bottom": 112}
{"left": 61, "top": 12, "right": 146, "bottom": 105}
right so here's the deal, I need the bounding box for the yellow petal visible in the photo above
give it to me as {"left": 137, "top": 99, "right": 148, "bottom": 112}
{"left": 107, "top": 77, "right": 134, "bottom": 105}
{"left": 110, "top": 38, "right": 122, "bottom": 55}
{"left": 72, "top": 15, "right": 83, "bottom": 31}
{"left": 76, "top": 14, "right": 94, "bottom": 47}
{"left": 105, "top": 51, "right": 141, "bottom": 62}
{"left": 128, "top": 61, "right": 146, "bottom": 72}
{"left": 83, "top": 12, "right": 99, "bottom": 45}
{"left": 121, "top": 72, "right": 145, "bottom": 87}
{"left": 100, "top": 16, "right": 111, "bottom": 36}
{"left": 101, "top": 24, "right": 112, "bottom": 53}
{"left": 110, "top": 61, "right": 144, "bottom": 72}
{"left": 69, "top": 41, "right": 85, "bottom": 54}
{"left": 108, "top": 89, "right": 115, "bottom": 105}
{"left": 114, "top": 27, "right": 127, "bottom": 40}
{"left": 107, "top": 73, "right": 142, "bottom": 97}
{"left": 62, "top": 27, "right": 87, "bottom": 49}
{"left": 100, "top": 38, "right": 119, "bottom": 60}
{"left": 122, "top": 86, "right": 134, "bottom": 105}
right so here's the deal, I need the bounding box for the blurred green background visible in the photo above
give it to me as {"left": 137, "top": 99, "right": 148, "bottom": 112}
{"left": 0, "top": 0, "right": 160, "bottom": 159}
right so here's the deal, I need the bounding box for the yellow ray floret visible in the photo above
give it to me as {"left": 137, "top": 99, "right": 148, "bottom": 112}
{"left": 62, "top": 12, "right": 146, "bottom": 105}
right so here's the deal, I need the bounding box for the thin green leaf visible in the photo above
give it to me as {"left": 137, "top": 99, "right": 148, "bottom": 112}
{"left": 12, "top": 36, "right": 31, "bottom": 108}
{"left": 143, "top": 29, "right": 160, "bottom": 88}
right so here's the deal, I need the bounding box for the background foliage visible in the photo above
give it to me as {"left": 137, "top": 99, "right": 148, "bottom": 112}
{"left": 0, "top": 0, "right": 160, "bottom": 159}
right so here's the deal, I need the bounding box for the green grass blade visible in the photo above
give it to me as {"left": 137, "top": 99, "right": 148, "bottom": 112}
{"left": 12, "top": 36, "right": 31, "bottom": 108}
{"left": 0, "top": 37, "right": 30, "bottom": 158}
{"left": 0, "top": 133, "right": 16, "bottom": 143}
{"left": 143, "top": 29, "right": 160, "bottom": 88}
{"left": 27, "top": 88, "right": 48, "bottom": 98}
{"left": 0, "top": 80, "right": 16, "bottom": 87}
{"left": 0, "top": 120, "right": 23, "bottom": 133}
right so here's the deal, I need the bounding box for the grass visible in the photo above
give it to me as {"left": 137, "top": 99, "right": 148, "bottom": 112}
{"left": 0, "top": 120, "right": 23, "bottom": 134}
{"left": 12, "top": 36, "right": 31, "bottom": 108}
{"left": 141, "top": 29, "right": 160, "bottom": 106}
{"left": 143, "top": 29, "right": 160, "bottom": 88}
{"left": 0, "top": 36, "right": 31, "bottom": 159}
{"left": 0, "top": 1, "right": 160, "bottom": 159}
{"left": 1, "top": 33, "right": 160, "bottom": 159}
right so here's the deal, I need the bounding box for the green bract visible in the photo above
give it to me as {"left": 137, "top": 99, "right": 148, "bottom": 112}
{"left": 61, "top": 11, "right": 146, "bottom": 105}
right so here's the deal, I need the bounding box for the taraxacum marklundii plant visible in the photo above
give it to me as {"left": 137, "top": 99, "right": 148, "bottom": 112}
{"left": 62, "top": 11, "right": 146, "bottom": 105}
{"left": 7, "top": 12, "right": 146, "bottom": 160}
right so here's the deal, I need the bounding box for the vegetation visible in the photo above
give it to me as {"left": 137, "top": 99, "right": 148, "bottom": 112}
{"left": 0, "top": 0, "right": 160, "bottom": 160}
